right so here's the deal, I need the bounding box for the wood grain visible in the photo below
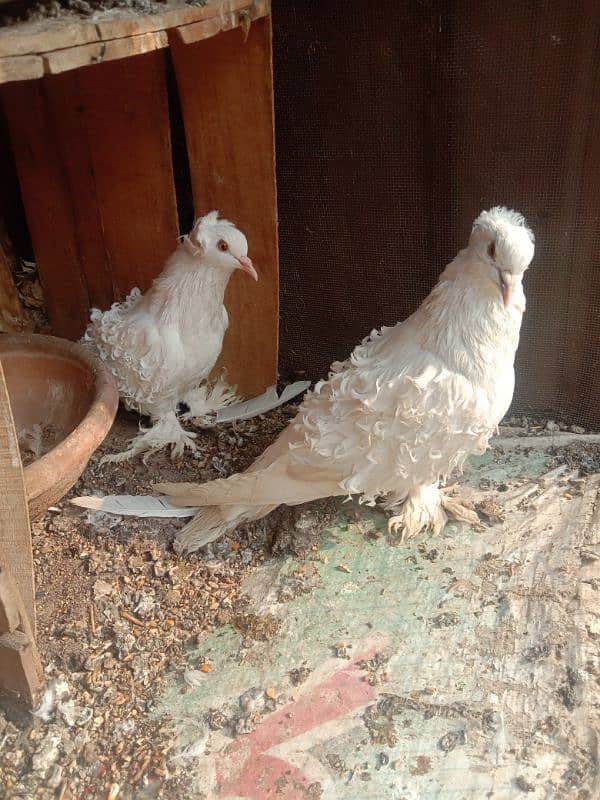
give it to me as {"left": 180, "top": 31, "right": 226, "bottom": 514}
{"left": 0, "top": 79, "right": 90, "bottom": 339}
{"left": 0, "top": 360, "right": 36, "bottom": 633}
{"left": 0, "top": 54, "right": 43, "bottom": 83}
{"left": 1, "top": 50, "right": 179, "bottom": 336}
{"left": 0, "top": 1, "right": 259, "bottom": 61}
{"left": 43, "top": 30, "right": 169, "bottom": 76}
{"left": 75, "top": 51, "right": 179, "bottom": 299}
{"left": 170, "top": 16, "right": 279, "bottom": 397}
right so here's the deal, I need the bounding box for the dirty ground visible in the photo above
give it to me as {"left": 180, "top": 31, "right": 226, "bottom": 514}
{"left": 0, "top": 411, "right": 598, "bottom": 799}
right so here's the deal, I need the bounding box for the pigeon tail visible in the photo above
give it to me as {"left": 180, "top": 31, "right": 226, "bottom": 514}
{"left": 173, "top": 503, "right": 275, "bottom": 553}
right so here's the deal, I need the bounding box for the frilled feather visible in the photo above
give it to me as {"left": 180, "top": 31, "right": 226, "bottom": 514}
{"left": 159, "top": 207, "right": 534, "bottom": 551}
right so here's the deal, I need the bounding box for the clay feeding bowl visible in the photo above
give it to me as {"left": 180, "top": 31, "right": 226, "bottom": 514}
{"left": 0, "top": 334, "right": 119, "bottom": 519}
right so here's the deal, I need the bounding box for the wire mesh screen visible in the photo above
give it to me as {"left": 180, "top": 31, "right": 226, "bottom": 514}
{"left": 272, "top": 0, "right": 600, "bottom": 427}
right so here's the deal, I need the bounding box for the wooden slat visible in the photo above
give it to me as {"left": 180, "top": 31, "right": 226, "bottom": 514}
{"left": 0, "top": 0, "right": 253, "bottom": 60}
{"left": 170, "top": 16, "right": 278, "bottom": 397}
{"left": 1, "top": 50, "right": 179, "bottom": 335}
{"left": 42, "top": 71, "right": 114, "bottom": 312}
{"left": 0, "top": 19, "right": 99, "bottom": 59}
{"left": 75, "top": 51, "right": 179, "bottom": 298}
{"left": 96, "top": 0, "right": 252, "bottom": 41}
{"left": 43, "top": 30, "right": 169, "bottom": 76}
{"left": 175, "top": 1, "right": 268, "bottom": 45}
{"left": 0, "top": 54, "right": 43, "bottom": 83}
{"left": 0, "top": 79, "right": 90, "bottom": 339}
{"left": 0, "top": 566, "right": 42, "bottom": 706}
{"left": 0, "top": 360, "right": 36, "bottom": 631}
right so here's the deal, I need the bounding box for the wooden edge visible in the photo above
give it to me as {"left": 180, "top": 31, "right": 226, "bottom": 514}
{"left": 43, "top": 30, "right": 169, "bottom": 76}
{"left": 0, "top": 54, "right": 44, "bottom": 83}
{"left": 96, "top": 0, "right": 252, "bottom": 40}
{"left": 0, "top": 630, "right": 42, "bottom": 705}
{"left": 0, "top": 0, "right": 269, "bottom": 60}
{"left": 0, "top": 20, "right": 99, "bottom": 59}
{"left": 175, "top": 0, "right": 269, "bottom": 46}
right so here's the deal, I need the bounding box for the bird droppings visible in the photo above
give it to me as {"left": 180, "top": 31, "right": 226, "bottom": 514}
{"left": 438, "top": 729, "right": 466, "bottom": 752}
{"left": 359, "top": 651, "right": 390, "bottom": 686}
{"left": 409, "top": 755, "right": 432, "bottom": 776}
{"left": 515, "top": 776, "right": 536, "bottom": 792}
{"left": 232, "top": 612, "right": 281, "bottom": 643}
{"left": 432, "top": 611, "right": 459, "bottom": 628}
{"left": 332, "top": 642, "right": 352, "bottom": 659}
{"left": 326, "top": 752, "right": 348, "bottom": 775}
{"left": 523, "top": 642, "right": 551, "bottom": 662}
{"left": 559, "top": 667, "right": 580, "bottom": 712}
{"left": 475, "top": 497, "right": 505, "bottom": 525}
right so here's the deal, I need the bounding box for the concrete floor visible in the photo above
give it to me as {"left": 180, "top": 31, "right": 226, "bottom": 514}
{"left": 158, "top": 439, "right": 599, "bottom": 800}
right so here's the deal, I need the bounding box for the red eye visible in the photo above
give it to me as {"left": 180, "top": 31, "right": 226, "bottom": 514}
{"left": 218, "top": 239, "right": 229, "bottom": 252}
{"left": 487, "top": 241, "right": 496, "bottom": 259}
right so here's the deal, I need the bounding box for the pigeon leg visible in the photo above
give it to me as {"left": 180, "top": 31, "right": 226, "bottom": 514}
{"left": 386, "top": 484, "right": 447, "bottom": 540}
{"left": 101, "top": 410, "right": 197, "bottom": 464}
{"left": 440, "top": 486, "right": 479, "bottom": 526}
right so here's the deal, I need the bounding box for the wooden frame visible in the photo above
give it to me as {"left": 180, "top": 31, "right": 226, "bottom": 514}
{"left": 0, "top": 360, "right": 42, "bottom": 705}
{"left": 0, "top": 0, "right": 277, "bottom": 397}
{"left": 0, "top": 0, "right": 278, "bottom": 704}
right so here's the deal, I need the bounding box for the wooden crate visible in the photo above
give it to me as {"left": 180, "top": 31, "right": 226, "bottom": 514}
{"left": 0, "top": 0, "right": 278, "bottom": 398}
{"left": 0, "top": 0, "right": 278, "bottom": 704}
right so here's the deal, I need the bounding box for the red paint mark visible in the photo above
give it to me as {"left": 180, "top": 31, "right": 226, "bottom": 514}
{"left": 216, "top": 645, "right": 380, "bottom": 799}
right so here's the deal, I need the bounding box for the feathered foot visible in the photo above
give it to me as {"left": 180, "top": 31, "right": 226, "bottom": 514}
{"left": 179, "top": 376, "right": 240, "bottom": 426}
{"left": 439, "top": 485, "right": 479, "bottom": 527}
{"left": 385, "top": 483, "right": 477, "bottom": 541}
{"left": 386, "top": 484, "right": 447, "bottom": 540}
{"left": 101, "top": 411, "right": 197, "bottom": 464}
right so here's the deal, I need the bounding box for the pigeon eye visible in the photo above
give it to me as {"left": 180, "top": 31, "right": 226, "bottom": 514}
{"left": 218, "top": 239, "right": 229, "bottom": 252}
{"left": 487, "top": 241, "right": 496, "bottom": 259}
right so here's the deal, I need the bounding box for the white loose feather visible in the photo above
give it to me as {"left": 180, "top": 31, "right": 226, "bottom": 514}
{"left": 215, "top": 381, "right": 311, "bottom": 423}
{"left": 70, "top": 495, "right": 197, "bottom": 518}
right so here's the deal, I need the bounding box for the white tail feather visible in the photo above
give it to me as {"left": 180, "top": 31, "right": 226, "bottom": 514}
{"left": 174, "top": 503, "right": 275, "bottom": 553}
{"left": 156, "top": 460, "right": 342, "bottom": 508}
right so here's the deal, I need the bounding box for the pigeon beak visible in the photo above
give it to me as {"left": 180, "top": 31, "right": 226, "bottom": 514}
{"left": 237, "top": 255, "right": 258, "bottom": 281}
{"left": 499, "top": 270, "right": 517, "bottom": 308}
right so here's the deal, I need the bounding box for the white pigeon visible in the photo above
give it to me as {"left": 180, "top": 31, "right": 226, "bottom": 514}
{"left": 83, "top": 211, "right": 258, "bottom": 462}
{"left": 157, "top": 207, "right": 534, "bottom": 553}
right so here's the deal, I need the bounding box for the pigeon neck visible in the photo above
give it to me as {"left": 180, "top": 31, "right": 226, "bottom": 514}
{"left": 146, "top": 250, "right": 231, "bottom": 321}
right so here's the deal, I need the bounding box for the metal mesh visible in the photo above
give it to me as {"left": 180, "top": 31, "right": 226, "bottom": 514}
{"left": 272, "top": 0, "right": 600, "bottom": 427}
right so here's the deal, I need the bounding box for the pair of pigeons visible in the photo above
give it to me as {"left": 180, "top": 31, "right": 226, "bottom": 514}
{"left": 84, "top": 206, "right": 535, "bottom": 552}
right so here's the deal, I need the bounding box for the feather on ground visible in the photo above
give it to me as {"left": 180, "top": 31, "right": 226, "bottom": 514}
{"left": 156, "top": 207, "right": 536, "bottom": 553}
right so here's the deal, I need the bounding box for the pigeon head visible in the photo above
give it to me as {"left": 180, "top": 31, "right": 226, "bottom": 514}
{"left": 469, "top": 207, "right": 534, "bottom": 307}
{"left": 186, "top": 211, "right": 258, "bottom": 280}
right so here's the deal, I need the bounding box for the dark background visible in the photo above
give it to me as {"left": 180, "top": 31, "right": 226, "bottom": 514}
{"left": 271, "top": 0, "right": 600, "bottom": 426}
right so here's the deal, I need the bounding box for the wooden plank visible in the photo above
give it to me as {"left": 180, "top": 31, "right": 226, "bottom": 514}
{"left": 0, "top": 360, "right": 36, "bottom": 632}
{"left": 96, "top": 0, "right": 252, "bottom": 41}
{"left": 43, "top": 30, "right": 169, "bottom": 76}
{"left": 0, "top": 19, "right": 99, "bottom": 59}
{"left": 0, "top": 631, "right": 42, "bottom": 704}
{"left": 0, "top": 54, "right": 43, "bottom": 84}
{"left": 170, "top": 16, "right": 278, "bottom": 397}
{"left": 42, "top": 71, "right": 114, "bottom": 312}
{"left": 0, "top": 566, "right": 42, "bottom": 705}
{"left": 75, "top": 51, "right": 179, "bottom": 298}
{"left": 175, "top": 1, "right": 268, "bottom": 45}
{"left": 0, "top": 79, "right": 90, "bottom": 339}
{"left": 0, "top": 1, "right": 253, "bottom": 60}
